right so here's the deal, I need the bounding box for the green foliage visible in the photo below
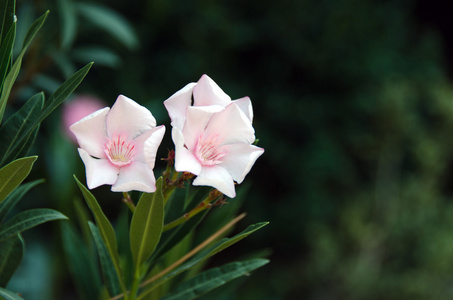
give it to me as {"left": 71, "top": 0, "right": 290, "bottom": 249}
{"left": 0, "top": 287, "right": 24, "bottom": 300}
{"left": 130, "top": 178, "right": 164, "bottom": 270}
{"left": 0, "top": 179, "right": 44, "bottom": 222}
{"left": 160, "top": 259, "right": 269, "bottom": 300}
{"left": 0, "top": 156, "right": 37, "bottom": 203}
{"left": 0, "top": 0, "right": 91, "bottom": 295}
{"left": 75, "top": 2, "right": 138, "bottom": 51}
{"left": 61, "top": 222, "right": 101, "bottom": 300}
{"left": 139, "top": 221, "right": 268, "bottom": 299}
{"left": 0, "top": 234, "right": 24, "bottom": 286}
{"left": 0, "top": 208, "right": 67, "bottom": 241}
{"left": 71, "top": 174, "right": 268, "bottom": 300}
{"left": 0, "top": 10, "right": 48, "bottom": 123}
{"left": 88, "top": 222, "right": 121, "bottom": 297}
{"left": 74, "top": 175, "right": 126, "bottom": 295}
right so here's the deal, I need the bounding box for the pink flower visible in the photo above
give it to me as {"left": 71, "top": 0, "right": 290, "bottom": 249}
{"left": 164, "top": 74, "right": 253, "bottom": 130}
{"left": 70, "top": 95, "right": 165, "bottom": 192}
{"left": 62, "top": 95, "right": 106, "bottom": 143}
{"left": 166, "top": 86, "right": 264, "bottom": 198}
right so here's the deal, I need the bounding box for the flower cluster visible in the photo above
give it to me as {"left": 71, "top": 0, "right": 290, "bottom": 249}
{"left": 70, "top": 75, "right": 264, "bottom": 197}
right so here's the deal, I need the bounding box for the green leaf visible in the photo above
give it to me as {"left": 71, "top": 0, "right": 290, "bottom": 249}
{"left": 0, "top": 208, "right": 68, "bottom": 241}
{"left": 0, "top": 156, "right": 37, "bottom": 204}
{"left": 153, "top": 210, "right": 208, "bottom": 262}
{"left": 37, "top": 61, "right": 92, "bottom": 121}
{"left": 172, "top": 222, "right": 268, "bottom": 277}
{"left": 0, "top": 234, "right": 24, "bottom": 286}
{"left": 61, "top": 222, "right": 101, "bottom": 300}
{"left": 58, "top": 0, "right": 77, "bottom": 49}
{"left": 0, "top": 179, "right": 44, "bottom": 222}
{"left": 74, "top": 175, "right": 126, "bottom": 294}
{"left": 130, "top": 177, "right": 164, "bottom": 270}
{"left": 202, "top": 222, "right": 269, "bottom": 258}
{"left": 0, "top": 93, "right": 44, "bottom": 165}
{"left": 13, "top": 123, "right": 39, "bottom": 159}
{"left": 0, "top": 287, "right": 24, "bottom": 300}
{"left": 160, "top": 259, "right": 269, "bottom": 300}
{"left": 140, "top": 222, "right": 268, "bottom": 298}
{"left": 0, "top": 62, "right": 92, "bottom": 167}
{"left": 0, "top": 21, "right": 16, "bottom": 90}
{"left": 76, "top": 2, "right": 139, "bottom": 50}
{"left": 0, "top": 0, "right": 16, "bottom": 43}
{"left": 0, "top": 10, "right": 48, "bottom": 124}
{"left": 88, "top": 222, "right": 121, "bottom": 297}
{"left": 72, "top": 46, "right": 121, "bottom": 68}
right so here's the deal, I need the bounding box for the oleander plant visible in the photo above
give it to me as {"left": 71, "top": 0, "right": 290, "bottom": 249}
{"left": 0, "top": 1, "right": 269, "bottom": 299}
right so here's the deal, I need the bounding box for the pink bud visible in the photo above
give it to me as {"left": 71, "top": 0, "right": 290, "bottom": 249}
{"left": 62, "top": 95, "right": 107, "bottom": 143}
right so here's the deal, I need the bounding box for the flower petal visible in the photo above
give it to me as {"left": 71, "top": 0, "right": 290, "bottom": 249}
{"left": 193, "top": 74, "right": 231, "bottom": 107}
{"left": 112, "top": 161, "right": 157, "bottom": 192}
{"left": 106, "top": 95, "right": 156, "bottom": 139}
{"left": 232, "top": 96, "right": 253, "bottom": 123}
{"left": 182, "top": 106, "right": 223, "bottom": 151}
{"left": 129, "top": 125, "right": 165, "bottom": 169}
{"left": 205, "top": 103, "right": 255, "bottom": 145}
{"left": 70, "top": 107, "right": 109, "bottom": 158}
{"left": 193, "top": 165, "right": 236, "bottom": 198}
{"left": 164, "top": 82, "right": 196, "bottom": 129}
{"left": 78, "top": 148, "right": 119, "bottom": 189}
{"left": 220, "top": 144, "right": 264, "bottom": 183}
{"left": 172, "top": 128, "right": 202, "bottom": 175}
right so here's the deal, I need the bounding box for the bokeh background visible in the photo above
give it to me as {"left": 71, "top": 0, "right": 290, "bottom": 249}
{"left": 7, "top": 0, "right": 453, "bottom": 299}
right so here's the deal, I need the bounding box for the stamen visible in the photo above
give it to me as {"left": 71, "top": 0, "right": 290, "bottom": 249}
{"left": 194, "top": 133, "right": 229, "bottom": 166}
{"left": 104, "top": 134, "right": 136, "bottom": 167}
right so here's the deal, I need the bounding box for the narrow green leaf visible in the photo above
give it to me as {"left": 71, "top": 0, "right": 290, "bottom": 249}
{"left": 0, "top": 234, "right": 24, "bottom": 286}
{"left": 0, "top": 0, "right": 15, "bottom": 43}
{"left": 21, "top": 10, "right": 48, "bottom": 49}
{"left": 153, "top": 210, "right": 208, "bottom": 262}
{"left": 140, "top": 222, "right": 268, "bottom": 298}
{"left": 0, "top": 208, "right": 68, "bottom": 241}
{"left": 0, "top": 11, "right": 48, "bottom": 123}
{"left": 58, "top": 0, "right": 77, "bottom": 49}
{"left": 61, "top": 222, "right": 101, "bottom": 300}
{"left": 172, "top": 222, "right": 268, "bottom": 277}
{"left": 0, "top": 93, "right": 44, "bottom": 165}
{"left": 160, "top": 259, "right": 269, "bottom": 300}
{"left": 76, "top": 2, "right": 138, "bottom": 50}
{"left": 0, "top": 287, "right": 24, "bottom": 300}
{"left": 72, "top": 46, "right": 121, "bottom": 68}
{"left": 0, "top": 156, "right": 37, "bottom": 204}
{"left": 0, "top": 62, "right": 92, "bottom": 167}
{"left": 204, "top": 222, "right": 269, "bottom": 258}
{"left": 37, "top": 62, "right": 92, "bottom": 121}
{"left": 13, "top": 123, "right": 39, "bottom": 160}
{"left": 74, "top": 175, "right": 126, "bottom": 294}
{"left": 88, "top": 222, "right": 121, "bottom": 297}
{"left": 0, "top": 179, "right": 44, "bottom": 222}
{"left": 130, "top": 177, "right": 164, "bottom": 269}
{"left": 0, "top": 21, "right": 16, "bottom": 90}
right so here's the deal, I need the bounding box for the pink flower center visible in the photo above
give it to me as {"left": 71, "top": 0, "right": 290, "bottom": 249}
{"left": 194, "top": 133, "right": 229, "bottom": 166}
{"left": 104, "top": 134, "right": 136, "bottom": 167}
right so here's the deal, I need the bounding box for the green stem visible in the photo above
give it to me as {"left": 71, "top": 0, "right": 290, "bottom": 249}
{"left": 129, "top": 269, "right": 142, "bottom": 300}
{"left": 163, "top": 189, "right": 222, "bottom": 232}
{"left": 122, "top": 192, "right": 135, "bottom": 213}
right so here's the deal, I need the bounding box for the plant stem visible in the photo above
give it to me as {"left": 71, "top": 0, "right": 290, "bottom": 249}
{"left": 122, "top": 192, "right": 135, "bottom": 213}
{"left": 108, "top": 213, "right": 246, "bottom": 300}
{"left": 136, "top": 213, "right": 247, "bottom": 300}
{"left": 163, "top": 189, "right": 222, "bottom": 232}
{"left": 128, "top": 269, "right": 142, "bottom": 300}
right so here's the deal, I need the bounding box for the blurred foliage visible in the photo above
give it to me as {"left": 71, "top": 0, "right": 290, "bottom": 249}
{"left": 10, "top": 0, "right": 453, "bottom": 299}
